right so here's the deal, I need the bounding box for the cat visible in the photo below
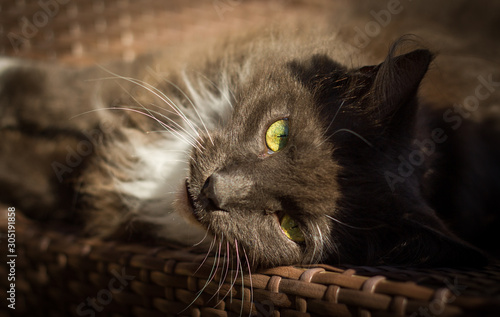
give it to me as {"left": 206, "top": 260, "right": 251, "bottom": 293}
{"left": 0, "top": 24, "right": 498, "bottom": 269}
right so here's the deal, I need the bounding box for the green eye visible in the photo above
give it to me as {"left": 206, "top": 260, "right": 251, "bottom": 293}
{"left": 280, "top": 214, "right": 305, "bottom": 242}
{"left": 265, "top": 119, "right": 289, "bottom": 153}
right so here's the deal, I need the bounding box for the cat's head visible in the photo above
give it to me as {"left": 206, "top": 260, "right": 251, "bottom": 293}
{"left": 177, "top": 40, "right": 486, "bottom": 269}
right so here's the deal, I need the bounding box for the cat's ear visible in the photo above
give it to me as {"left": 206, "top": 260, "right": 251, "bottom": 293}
{"left": 367, "top": 49, "right": 432, "bottom": 107}
{"left": 383, "top": 210, "right": 488, "bottom": 267}
{"left": 354, "top": 46, "right": 433, "bottom": 135}
{"left": 288, "top": 46, "right": 433, "bottom": 136}
{"left": 364, "top": 48, "right": 433, "bottom": 129}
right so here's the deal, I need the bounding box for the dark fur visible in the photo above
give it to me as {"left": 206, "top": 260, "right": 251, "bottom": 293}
{"left": 185, "top": 40, "right": 489, "bottom": 268}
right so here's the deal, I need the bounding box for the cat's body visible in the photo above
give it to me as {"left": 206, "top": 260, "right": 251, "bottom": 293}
{"left": 1, "top": 7, "right": 499, "bottom": 269}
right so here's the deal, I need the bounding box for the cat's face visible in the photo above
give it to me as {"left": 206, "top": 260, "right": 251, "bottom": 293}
{"left": 179, "top": 67, "right": 341, "bottom": 268}
{"left": 177, "top": 44, "right": 486, "bottom": 269}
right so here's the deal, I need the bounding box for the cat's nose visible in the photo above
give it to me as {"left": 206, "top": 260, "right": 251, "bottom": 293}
{"left": 199, "top": 171, "right": 252, "bottom": 212}
{"left": 200, "top": 174, "right": 225, "bottom": 211}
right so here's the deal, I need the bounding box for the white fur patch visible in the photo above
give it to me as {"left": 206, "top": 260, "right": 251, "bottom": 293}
{"left": 110, "top": 70, "right": 237, "bottom": 246}
{"left": 115, "top": 129, "right": 210, "bottom": 246}
{"left": 116, "top": 129, "right": 191, "bottom": 212}
{"left": 119, "top": 138, "right": 190, "bottom": 199}
{"left": 182, "top": 71, "right": 235, "bottom": 129}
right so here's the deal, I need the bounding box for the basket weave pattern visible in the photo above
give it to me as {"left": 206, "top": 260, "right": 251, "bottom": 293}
{"left": 1, "top": 215, "right": 499, "bottom": 316}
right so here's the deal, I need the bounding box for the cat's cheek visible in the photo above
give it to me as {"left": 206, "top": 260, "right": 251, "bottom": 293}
{"left": 173, "top": 183, "right": 206, "bottom": 229}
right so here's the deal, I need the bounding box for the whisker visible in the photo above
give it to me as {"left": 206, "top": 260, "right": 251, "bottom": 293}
{"left": 130, "top": 105, "right": 202, "bottom": 146}
{"left": 229, "top": 241, "right": 234, "bottom": 304}
{"left": 242, "top": 247, "right": 254, "bottom": 317}
{"left": 330, "top": 124, "right": 397, "bottom": 166}
{"left": 222, "top": 239, "right": 231, "bottom": 296}
{"left": 309, "top": 226, "right": 319, "bottom": 266}
{"left": 224, "top": 240, "right": 231, "bottom": 281}
{"left": 207, "top": 234, "right": 230, "bottom": 304}
{"left": 93, "top": 68, "right": 202, "bottom": 136}
{"left": 68, "top": 107, "right": 114, "bottom": 120}
{"left": 110, "top": 78, "right": 184, "bottom": 122}
{"left": 331, "top": 128, "right": 374, "bottom": 148}
{"left": 195, "top": 71, "right": 235, "bottom": 109}
{"left": 325, "top": 100, "right": 345, "bottom": 132}
{"left": 194, "top": 233, "right": 215, "bottom": 274}
{"left": 93, "top": 77, "right": 199, "bottom": 145}
{"left": 70, "top": 106, "right": 201, "bottom": 150}
{"left": 213, "top": 240, "right": 236, "bottom": 308}
{"left": 318, "top": 100, "right": 346, "bottom": 148}
{"left": 233, "top": 239, "right": 247, "bottom": 317}
{"left": 214, "top": 235, "right": 232, "bottom": 304}
{"left": 117, "top": 107, "right": 202, "bottom": 150}
{"left": 313, "top": 224, "right": 324, "bottom": 265}
{"left": 129, "top": 78, "right": 199, "bottom": 133}
{"left": 192, "top": 224, "right": 212, "bottom": 247}
{"left": 325, "top": 215, "right": 383, "bottom": 230}
{"left": 162, "top": 73, "right": 215, "bottom": 146}
{"left": 118, "top": 97, "right": 203, "bottom": 149}
{"left": 180, "top": 236, "right": 221, "bottom": 314}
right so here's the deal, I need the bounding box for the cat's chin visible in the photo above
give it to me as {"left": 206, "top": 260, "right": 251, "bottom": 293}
{"left": 174, "top": 180, "right": 205, "bottom": 229}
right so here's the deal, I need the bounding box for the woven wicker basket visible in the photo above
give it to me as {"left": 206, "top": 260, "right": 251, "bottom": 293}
{"left": 1, "top": 1, "right": 500, "bottom": 316}
{"left": 1, "top": 213, "right": 499, "bottom": 317}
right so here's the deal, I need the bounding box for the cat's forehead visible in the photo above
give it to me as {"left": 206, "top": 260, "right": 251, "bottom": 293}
{"left": 234, "top": 65, "right": 316, "bottom": 123}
